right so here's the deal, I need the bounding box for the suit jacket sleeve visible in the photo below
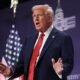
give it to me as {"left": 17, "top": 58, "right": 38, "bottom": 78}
{"left": 61, "top": 35, "right": 74, "bottom": 77}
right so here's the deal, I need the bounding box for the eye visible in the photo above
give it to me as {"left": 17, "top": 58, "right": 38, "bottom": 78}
{"left": 38, "top": 14, "right": 45, "bottom": 16}
{"left": 32, "top": 14, "right": 45, "bottom": 18}
{"left": 32, "top": 14, "right": 36, "bottom": 18}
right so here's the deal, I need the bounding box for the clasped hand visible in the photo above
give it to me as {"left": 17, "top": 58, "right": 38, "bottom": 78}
{"left": 0, "top": 63, "right": 11, "bottom": 76}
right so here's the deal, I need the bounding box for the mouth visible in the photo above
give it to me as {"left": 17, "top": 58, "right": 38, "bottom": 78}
{"left": 36, "top": 22, "right": 39, "bottom": 25}
{"left": 35, "top": 22, "right": 40, "bottom": 26}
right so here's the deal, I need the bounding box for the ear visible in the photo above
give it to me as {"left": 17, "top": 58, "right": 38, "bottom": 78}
{"left": 47, "top": 15, "right": 53, "bottom": 23}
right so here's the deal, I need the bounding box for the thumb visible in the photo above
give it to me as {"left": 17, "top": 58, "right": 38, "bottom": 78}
{"left": 51, "top": 58, "right": 55, "bottom": 65}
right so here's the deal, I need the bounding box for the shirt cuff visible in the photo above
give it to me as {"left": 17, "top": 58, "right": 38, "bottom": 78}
{"left": 57, "top": 74, "right": 62, "bottom": 79}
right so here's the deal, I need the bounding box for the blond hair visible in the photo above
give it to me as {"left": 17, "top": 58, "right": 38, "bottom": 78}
{"left": 32, "top": 4, "right": 54, "bottom": 18}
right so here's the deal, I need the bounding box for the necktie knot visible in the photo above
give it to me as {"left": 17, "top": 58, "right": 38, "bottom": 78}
{"left": 41, "top": 33, "right": 44, "bottom": 36}
{"left": 40, "top": 33, "right": 45, "bottom": 39}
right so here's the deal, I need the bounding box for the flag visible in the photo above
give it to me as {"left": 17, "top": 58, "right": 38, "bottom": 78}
{"left": 1, "top": 24, "right": 22, "bottom": 80}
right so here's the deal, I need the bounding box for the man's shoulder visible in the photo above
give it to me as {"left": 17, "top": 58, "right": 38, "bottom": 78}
{"left": 52, "top": 28, "right": 72, "bottom": 40}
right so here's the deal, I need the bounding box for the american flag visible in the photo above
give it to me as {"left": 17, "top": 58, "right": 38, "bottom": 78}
{"left": 1, "top": 24, "right": 23, "bottom": 80}
{"left": 4, "top": 24, "right": 22, "bottom": 68}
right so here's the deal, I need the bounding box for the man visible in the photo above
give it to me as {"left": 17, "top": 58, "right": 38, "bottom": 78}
{"left": 0, "top": 4, "right": 74, "bottom": 80}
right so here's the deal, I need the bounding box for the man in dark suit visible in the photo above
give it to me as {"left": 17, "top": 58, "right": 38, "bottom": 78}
{"left": 0, "top": 4, "right": 74, "bottom": 80}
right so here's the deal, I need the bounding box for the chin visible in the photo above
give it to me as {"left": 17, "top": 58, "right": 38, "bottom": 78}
{"left": 36, "top": 29, "right": 42, "bottom": 32}
{"left": 36, "top": 27, "right": 41, "bottom": 31}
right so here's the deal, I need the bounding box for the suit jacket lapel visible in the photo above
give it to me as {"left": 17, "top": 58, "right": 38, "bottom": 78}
{"left": 36, "top": 28, "right": 57, "bottom": 66}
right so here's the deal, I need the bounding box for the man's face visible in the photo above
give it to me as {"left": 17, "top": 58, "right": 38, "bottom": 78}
{"left": 32, "top": 9, "right": 51, "bottom": 32}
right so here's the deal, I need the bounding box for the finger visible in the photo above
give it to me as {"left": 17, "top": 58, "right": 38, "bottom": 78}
{"left": 58, "top": 58, "right": 62, "bottom": 63}
{"left": 51, "top": 58, "right": 55, "bottom": 64}
{"left": 58, "top": 68, "right": 63, "bottom": 75}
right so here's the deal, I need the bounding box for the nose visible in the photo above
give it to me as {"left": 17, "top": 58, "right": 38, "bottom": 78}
{"left": 35, "top": 15, "right": 39, "bottom": 21}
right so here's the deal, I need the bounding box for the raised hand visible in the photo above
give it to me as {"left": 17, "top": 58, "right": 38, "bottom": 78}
{"left": 51, "top": 58, "right": 64, "bottom": 76}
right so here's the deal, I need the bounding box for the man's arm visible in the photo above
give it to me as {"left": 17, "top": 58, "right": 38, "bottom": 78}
{"left": 51, "top": 35, "right": 74, "bottom": 79}
{"left": 61, "top": 35, "right": 74, "bottom": 76}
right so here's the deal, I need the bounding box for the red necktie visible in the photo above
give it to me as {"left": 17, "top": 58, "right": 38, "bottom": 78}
{"left": 28, "top": 33, "right": 44, "bottom": 80}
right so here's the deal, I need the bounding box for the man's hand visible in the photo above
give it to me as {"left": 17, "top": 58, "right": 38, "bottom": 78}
{"left": 51, "top": 58, "right": 64, "bottom": 76}
{"left": 0, "top": 63, "right": 11, "bottom": 77}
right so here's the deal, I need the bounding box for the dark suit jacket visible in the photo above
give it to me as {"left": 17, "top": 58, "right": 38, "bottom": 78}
{"left": 9, "top": 28, "right": 74, "bottom": 80}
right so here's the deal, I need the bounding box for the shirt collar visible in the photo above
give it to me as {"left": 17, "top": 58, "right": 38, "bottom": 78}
{"left": 39, "top": 23, "right": 54, "bottom": 36}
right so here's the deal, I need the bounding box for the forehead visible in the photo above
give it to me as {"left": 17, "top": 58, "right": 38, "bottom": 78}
{"left": 32, "top": 7, "right": 46, "bottom": 13}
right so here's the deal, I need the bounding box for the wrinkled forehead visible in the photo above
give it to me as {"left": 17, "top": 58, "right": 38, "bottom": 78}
{"left": 33, "top": 9, "right": 46, "bottom": 16}
{"left": 32, "top": 9, "right": 47, "bottom": 18}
